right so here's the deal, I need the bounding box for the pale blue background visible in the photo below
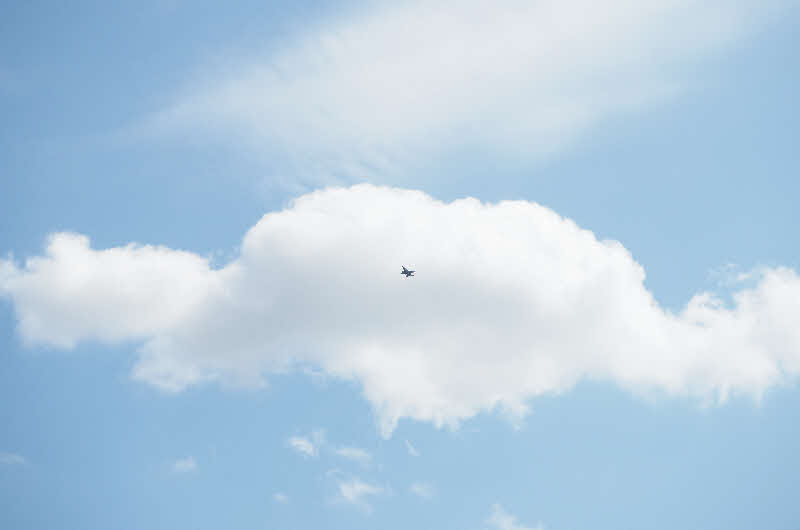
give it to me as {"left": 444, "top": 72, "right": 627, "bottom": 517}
{"left": 2, "top": 2, "right": 799, "bottom": 529}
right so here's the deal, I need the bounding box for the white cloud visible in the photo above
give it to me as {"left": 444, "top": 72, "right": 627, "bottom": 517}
{"left": 288, "top": 436, "right": 315, "bottom": 457}
{"left": 0, "top": 233, "right": 218, "bottom": 357}
{"left": 288, "top": 430, "right": 325, "bottom": 458}
{"left": 3, "top": 185, "right": 800, "bottom": 436}
{"left": 273, "top": 492, "right": 289, "bottom": 504}
{"left": 336, "top": 447, "right": 371, "bottom": 467}
{"left": 0, "top": 452, "right": 26, "bottom": 466}
{"left": 487, "top": 504, "right": 544, "bottom": 530}
{"left": 404, "top": 440, "right": 420, "bottom": 457}
{"left": 335, "top": 477, "right": 384, "bottom": 512}
{"left": 409, "top": 481, "right": 435, "bottom": 500}
{"left": 148, "top": 0, "right": 786, "bottom": 183}
{"left": 172, "top": 456, "right": 197, "bottom": 473}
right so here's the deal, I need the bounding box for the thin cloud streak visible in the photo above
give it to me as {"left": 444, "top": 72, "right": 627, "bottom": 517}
{"left": 336, "top": 447, "right": 372, "bottom": 467}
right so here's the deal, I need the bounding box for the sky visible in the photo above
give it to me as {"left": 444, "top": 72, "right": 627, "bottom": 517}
{"left": 1, "top": 1, "right": 799, "bottom": 529}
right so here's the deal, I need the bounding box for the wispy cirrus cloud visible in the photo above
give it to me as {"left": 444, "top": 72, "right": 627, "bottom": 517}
{"left": 146, "top": 0, "right": 787, "bottom": 186}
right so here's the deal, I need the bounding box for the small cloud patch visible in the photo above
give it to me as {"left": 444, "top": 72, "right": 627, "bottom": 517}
{"left": 288, "top": 429, "right": 325, "bottom": 458}
{"left": 487, "top": 504, "right": 544, "bottom": 530}
{"left": 335, "top": 477, "right": 384, "bottom": 513}
{"left": 0, "top": 452, "right": 26, "bottom": 466}
{"left": 336, "top": 447, "right": 371, "bottom": 467}
{"left": 273, "top": 492, "right": 289, "bottom": 504}
{"left": 172, "top": 456, "right": 197, "bottom": 473}
{"left": 410, "top": 481, "right": 435, "bottom": 500}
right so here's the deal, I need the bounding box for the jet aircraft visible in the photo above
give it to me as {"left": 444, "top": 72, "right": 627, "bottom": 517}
{"left": 401, "top": 266, "right": 415, "bottom": 277}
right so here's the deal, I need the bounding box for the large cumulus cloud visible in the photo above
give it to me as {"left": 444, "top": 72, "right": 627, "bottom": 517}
{"left": 2, "top": 185, "right": 799, "bottom": 435}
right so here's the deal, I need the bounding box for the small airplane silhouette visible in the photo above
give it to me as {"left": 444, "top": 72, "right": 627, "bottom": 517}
{"left": 401, "top": 266, "right": 415, "bottom": 277}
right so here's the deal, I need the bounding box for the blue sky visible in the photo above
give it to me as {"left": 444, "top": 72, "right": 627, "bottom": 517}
{"left": 2, "top": 1, "right": 800, "bottom": 529}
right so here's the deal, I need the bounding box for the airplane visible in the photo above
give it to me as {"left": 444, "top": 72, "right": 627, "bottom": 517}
{"left": 401, "top": 266, "right": 415, "bottom": 277}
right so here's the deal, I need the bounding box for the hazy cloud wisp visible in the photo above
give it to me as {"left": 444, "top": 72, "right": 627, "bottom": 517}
{"left": 148, "top": 0, "right": 785, "bottom": 183}
{"left": 273, "top": 492, "right": 289, "bottom": 504}
{"left": 172, "top": 456, "right": 197, "bottom": 473}
{"left": 0, "top": 452, "right": 27, "bottom": 466}
{"left": 410, "top": 481, "right": 436, "bottom": 500}
{"left": 405, "top": 440, "right": 420, "bottom": 457}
